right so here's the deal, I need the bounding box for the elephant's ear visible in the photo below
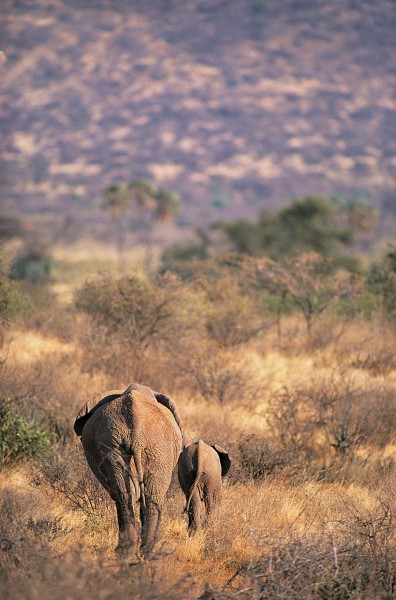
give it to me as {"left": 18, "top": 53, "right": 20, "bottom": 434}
{"left": 212, "top": 444, "right": 231, "bottom": 477}
{"left": 74, "top": 390, "right": 123, "bottom": 436}
{"left": 74, "top": 414, "right": 90, "bottom": 437}
{"left": 154, "top": 393, "right": 183, "bottom": 436}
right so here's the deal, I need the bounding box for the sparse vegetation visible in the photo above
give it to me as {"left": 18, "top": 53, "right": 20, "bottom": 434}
{"left": 1, "top": 236, "right": 395, "bottom": 598}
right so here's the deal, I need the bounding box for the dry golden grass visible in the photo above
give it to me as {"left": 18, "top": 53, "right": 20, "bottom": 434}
{"left": 4, "top": 330, "right": 75, "bottom": 364}
{"left": 2, "top": 459, "right": 393, "bottom": 597}
{"left": 1, "top": 282, "right": 395, "bottom": 598}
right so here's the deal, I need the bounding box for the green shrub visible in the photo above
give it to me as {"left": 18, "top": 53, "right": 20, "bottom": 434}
{"left": 160, "top": 240, "right": 210, "bottom": 274}
{"left": 0, "top": 397, "right": 50, "bottom": 469}
{"left": 12, "top": 248, "right": 53, "bottom": 285}
{"left": 218, "top": 195, "right": 359, "bottom": 263}
{"left": 0, "top": 257, "right": 25, "bottom": 342}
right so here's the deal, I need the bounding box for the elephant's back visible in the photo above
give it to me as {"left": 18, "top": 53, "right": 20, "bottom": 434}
{"left": 119, "top": 387, "right": 182, "bottom": 455}
{"left": 153, "top": 401, "right": 183, "bottom": 447}
{"left": 81, "top": 384, "right": 182, "bottom": 465}
{"left": 130, "top": 396, "right": 182, "bottom": 450}
{"left": 179, "top": 441, "right": 221, "bottom": 479}
{"left": 178, "top": 441, "right": 202, "bottom": 481}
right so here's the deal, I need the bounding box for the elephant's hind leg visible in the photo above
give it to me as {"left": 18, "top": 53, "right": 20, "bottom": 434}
{"left": 203, "top": 483, "right": 221, "bottom": 526}
{"left": 187, "top": 490, "right": 202, "bottom": 533}
{"left": 140, "top": 499, "right": 161, "bottom": 557}
{"left": 101, "top": 450, "right": 140, "bottom": 558}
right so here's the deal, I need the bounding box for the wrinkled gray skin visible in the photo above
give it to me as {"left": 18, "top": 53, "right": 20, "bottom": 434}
{"left": 178, "top": 439, "right": 231, "bottom": 531}
{"left": 74, "top": 383, "right": 183, "bottom": 559}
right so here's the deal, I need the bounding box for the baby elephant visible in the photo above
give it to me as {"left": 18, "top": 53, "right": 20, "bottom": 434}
{"left": 178, "top": 439, "right": 231, "bottom": 531}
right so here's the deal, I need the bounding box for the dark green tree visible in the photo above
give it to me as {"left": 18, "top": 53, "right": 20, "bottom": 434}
{"left": 218, "top": 196, "right": 375, "bottom": 268}
{"left": 346, "top": 200, "right": 378, "bottom": 232}
{"left": 160, "top": 228, "right": 211, "bottom": 275}
{"left": 130, "top": 179, "right": 180, "bottom": 271}
{"left": 12, "top": 246, "right": 52, "bottom": 285}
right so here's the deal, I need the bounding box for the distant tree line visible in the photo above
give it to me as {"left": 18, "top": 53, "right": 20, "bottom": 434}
{"left": 162, "top": 195, "right": 378, "bottom": 272}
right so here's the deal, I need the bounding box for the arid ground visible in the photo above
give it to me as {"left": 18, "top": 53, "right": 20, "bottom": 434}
{"left": 1, "top": 243, "right": 395, "bottom": 599}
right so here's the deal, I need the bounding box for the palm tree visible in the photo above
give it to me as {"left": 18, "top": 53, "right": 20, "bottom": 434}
{"left": 101, "top": 183, "right": 132, "bottom": 272}
{"left": 101, "top": 179, "right": 180, "bottom": 273}
{"left": 128, "top": 179, "right": 180, "bottom": 271}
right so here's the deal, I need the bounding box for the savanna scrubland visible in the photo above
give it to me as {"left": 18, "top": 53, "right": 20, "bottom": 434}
{"left": 0, "top": 209, "right": 396, "bottom": 599}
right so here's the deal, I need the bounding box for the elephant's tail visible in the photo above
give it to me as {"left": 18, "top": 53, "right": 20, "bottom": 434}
{"left": 185, "top": 439, "right": 204, "bottom": 514}
{"left": 131, "top": 449, "right": 146, "bottom": 508}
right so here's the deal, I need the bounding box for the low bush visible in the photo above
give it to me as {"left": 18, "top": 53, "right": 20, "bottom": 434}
{"left": 230, "top": 529, "right": 396, "bottom": 599}
{"left": 33, "top": 443, "right": 111, "bottom": 517}
{"left": 237, "top": 434, "right": 291, "bottom": 482}
{"left": 179, "top": 346, "right": 263, "bottom": 405}
{"left": 0, "top": 350, "right": 101, "bottom": 443}
{"left": 2, "top": 549, "right": 192, "bottom": 600}
{"left": 266, "top": 374, "right": 396, "bottom": 483}
{"left": 74, "top": 272, "right": 202, "bottom": 380}
{"left": 0, "top": 397, "right": 50, "bottom": 469}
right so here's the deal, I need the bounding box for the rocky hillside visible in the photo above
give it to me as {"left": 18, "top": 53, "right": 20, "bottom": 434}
{"left": 1, "top": 0, "right": 395, "bottom": 229}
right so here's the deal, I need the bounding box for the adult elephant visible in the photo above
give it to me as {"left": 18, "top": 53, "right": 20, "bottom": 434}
{"left": 178, "top": 439, "right": 231, "bottom": 531}
{"left": 74, "top": 383, "right": 183, "bottom": 559}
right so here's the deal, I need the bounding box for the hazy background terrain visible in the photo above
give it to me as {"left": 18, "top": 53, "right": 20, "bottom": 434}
{"left": 1, "top": 0, "right": 395, "bottom": 243}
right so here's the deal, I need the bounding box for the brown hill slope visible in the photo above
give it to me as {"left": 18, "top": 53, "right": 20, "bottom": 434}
{"left": 1, "top": 0, "right": 395, "bottom": 229}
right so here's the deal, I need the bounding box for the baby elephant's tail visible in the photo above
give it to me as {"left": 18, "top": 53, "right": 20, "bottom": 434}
{"left": 184, "top": 439, "right": 204, "bottom": 513}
